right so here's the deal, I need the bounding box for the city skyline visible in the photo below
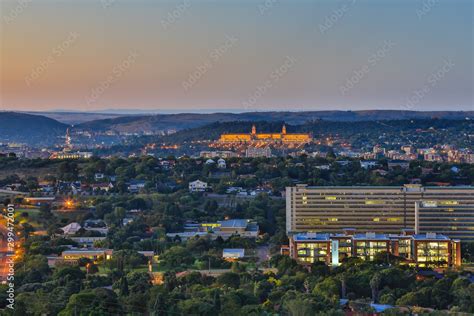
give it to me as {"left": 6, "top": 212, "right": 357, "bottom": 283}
{"left": 1, "top": 0, "right": 473, "bottom": 112}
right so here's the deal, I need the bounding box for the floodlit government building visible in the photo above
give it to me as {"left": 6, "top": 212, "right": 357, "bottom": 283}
{"left": 219, "top": 124, "right": 311, "bottom": 144}
{"left": 286, "top": 184, "right": 474, "bottom": 241}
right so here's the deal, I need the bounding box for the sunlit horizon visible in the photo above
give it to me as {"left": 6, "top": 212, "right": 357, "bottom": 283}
{"left": 1, "top": 0, "right": 473, "bottom": 112}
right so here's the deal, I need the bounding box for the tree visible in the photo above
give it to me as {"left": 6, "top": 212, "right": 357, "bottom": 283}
{"left": 313, "top": 277, "right": 340, "bottom": 300}
{"left": 217, "top": 272, "right": 240, "bottom": 289}
{"left": 160, "top": 246, "right": 194, "bottom": 267}
{"left": 338, "top": 272, "right": 348, "bottom": 299}
{"left": 120, "top": 276, "right": 129, "bottom": 296}
{"left": 59, "top": 288, "right": 123, "bottom": 315}
{"left": 126, "top": 272, "right": 152, "bottom": 293}
{"left": 370, "top": 272, "right": 382, "bottom": 303}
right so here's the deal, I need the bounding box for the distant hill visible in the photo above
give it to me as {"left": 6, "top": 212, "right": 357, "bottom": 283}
{"left": 24, "top": 111, "right": 126, "bottom": 125}
{"left": 76, "top": 110, "right": 474, "bottom": 133}
{"left": 0, "top": 112, "right": 68, "bottom": 145}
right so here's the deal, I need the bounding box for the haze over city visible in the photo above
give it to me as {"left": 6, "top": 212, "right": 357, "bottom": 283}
{"left": 1, "top": 0, "right": 472, "bottom": 112}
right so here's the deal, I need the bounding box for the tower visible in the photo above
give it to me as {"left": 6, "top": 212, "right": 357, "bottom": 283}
{"left": 64, "top": 128, "right": 72, "bottom": 151}
{"left": 251, "top": 124, "right": 256, "bottom": 135}
{"left": 282, "top": 124, "right": 287, "bottom": 135}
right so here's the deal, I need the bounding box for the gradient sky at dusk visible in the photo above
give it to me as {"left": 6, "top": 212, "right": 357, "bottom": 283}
{"left": 1, "top": 0, "right": 472, "bottom": 112}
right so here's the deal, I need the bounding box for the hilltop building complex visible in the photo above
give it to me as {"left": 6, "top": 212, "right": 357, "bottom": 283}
{"left": 219, "top": 124, "right": 311, "bottom": 144}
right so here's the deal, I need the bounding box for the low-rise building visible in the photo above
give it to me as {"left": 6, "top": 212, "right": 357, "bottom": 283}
{"left": 387, "top": 160, "right": 410, "bottom": 170}
{"left": 223, "top": 248, "right": 245, "bottom": 261}
{"left": 59, "top": 249, "right": 154, "bottom": 264}
{"left": 189, "top": 180, "right": 208, "bottom": 192}
{"left": 200, "top": 151, "right": 238, "bottom": 159}
{"left": 60, "top": 222, "right": 82, "bottom": 235}
{"left": 288, "top": 230, "right": 460, "bottom": 268}
{"left": 166, "top": 219, "right": 259, "bottom": 240}
{"left": 127, "top": 179, "right": 146, "bottom": 193}
{"left": 70, "top": 236, "right": 106, "bottom": 247}
{"left": 360, "top": 161, "right": 378, "bottom": 169}
{"left": 61, "top": 248, "right": 113, "bottom": 263}
{"left": 50, "top": 151, "right": 93, "bottom": 160}
{"left": 245, "top": 146, "right": 272, "bottom": 158}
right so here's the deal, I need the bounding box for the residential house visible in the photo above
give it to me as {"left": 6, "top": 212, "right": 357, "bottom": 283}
{"left": 360, "top": 160, "right": 378, "bottom": 169}
{"left": 128, "top": 179, "right": 146, "bottom": 193}
{"left": 61, "top": 222, "right": 82, "bottom": 235}
{"left": 189, "top": 180, "right": 208, "bottom": 192}
{"left": 217, "top": 158, "right": 226, "bottom": 169}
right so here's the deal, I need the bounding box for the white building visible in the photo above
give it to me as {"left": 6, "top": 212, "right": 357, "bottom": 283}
{"left": 245, "top": 146, "right": 271, "bottom": 158}
{"left": 217, "top": 158, "right": 226, "bottom": 169}
{"left": 61, "top": 222, "right": 82, "bottom": 235}
{"left": 360, "top": 161, "right": 378, "bottom": 169}
{"left": 205, "top": 159, "right": 216, "bottom": 165}
{"left": 189, "top": 180, "right": 208, "bottom": 192}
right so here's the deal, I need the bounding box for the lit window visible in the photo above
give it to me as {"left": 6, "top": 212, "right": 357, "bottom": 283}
{"left": 365, "top": 200, "right": 385, "bottom": 205}
{"left": 439, "top": 200, "right": 459, "bottom": 206}
{"left": 387, "top": 218, "right": 402, "bottom": 222}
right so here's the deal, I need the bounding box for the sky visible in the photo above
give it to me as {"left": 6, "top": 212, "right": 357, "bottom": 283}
{"left": 0, "top": 0, "right": 473, "bottom": 113}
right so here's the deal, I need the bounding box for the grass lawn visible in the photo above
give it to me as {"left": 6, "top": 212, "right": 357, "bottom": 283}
{"left": 15, "top": 208, "right": 40, "bottom": 220}
{"left": 16, "top": 208, "right": 46, "bottom": 230}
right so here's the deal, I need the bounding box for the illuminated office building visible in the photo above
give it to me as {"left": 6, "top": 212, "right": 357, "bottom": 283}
{"left": 415, "top": 201, "right": 474, "bottom": 241}
{"left": 286, "top": 184, "right": 474, "bottom": 240}
{"left": 289, "top": 231, "right": 461, "bottom": 268}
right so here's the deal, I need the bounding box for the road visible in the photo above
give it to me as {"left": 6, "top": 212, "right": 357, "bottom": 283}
{"left": 0, "top": 217, "right": 17, "bottom": 284}
{"left": 0, "top": 225, "right": 11, "bottom": 283}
